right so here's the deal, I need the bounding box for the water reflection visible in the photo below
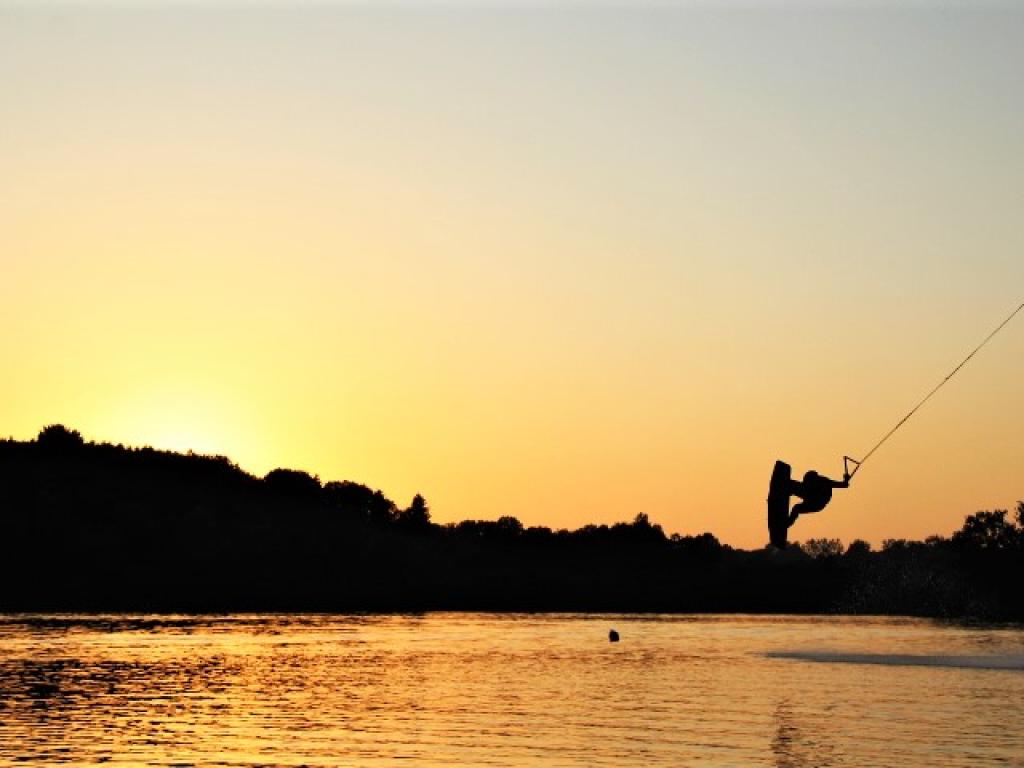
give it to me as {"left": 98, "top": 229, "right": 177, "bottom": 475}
{"left": 0, "top": 614, "right": 1021, "bottom": 766}
{"left": 772, "top": 700, "right": 804, "bottom": 768}
{"left": 771, "top": 698, "right": 842, "bottom": 768}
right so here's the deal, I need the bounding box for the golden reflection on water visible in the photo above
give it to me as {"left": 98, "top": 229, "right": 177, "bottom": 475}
{"left": 1, "top": 614, "right": 1023, "bottom": 766}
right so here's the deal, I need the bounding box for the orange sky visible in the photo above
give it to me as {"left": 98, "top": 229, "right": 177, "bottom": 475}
{"left": 1, "top": 2, "right": 1022, "bottom": 549}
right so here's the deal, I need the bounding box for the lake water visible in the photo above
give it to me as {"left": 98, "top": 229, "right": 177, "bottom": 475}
{"left": 1, "top": 613, "right": 1023, "bottom": 767}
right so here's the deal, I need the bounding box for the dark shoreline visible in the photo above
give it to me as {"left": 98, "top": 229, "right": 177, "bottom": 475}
{"left": 3, "top": 426, "right": 1022, "bottom": 621}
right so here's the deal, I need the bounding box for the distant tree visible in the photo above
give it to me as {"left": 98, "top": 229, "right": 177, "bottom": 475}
{"left": 450, "top": 516, "right": 524, "bottom": 542}
{"left": 323, "top": 480, "right": 397, "bottom": 525}
{"left": 803, "top": 538, "right": 844, "bottom": 559}
{"left": 453, "top": 519, "right": 488, "bottom": 539}
{"left": 324, "top": 480, "right": 369, "bottom": 512}
{"left": 615, "top": 512, "right": 666, "bottom": 545}
{"left": 264, "top": 468, "right": 322, "bottom": 499}
{"left": 577, "top": 523, "right": 609, "bottom": 541}
{"left": 785, "top": 541, "right": 811, "bottom": 557}
{"left": 396, "top": 493, "right": 431, "bottom": 530}
{"left": 522, "top": 524, "right": 554, "bottom": 545}
{"left": 672, "top": 532, "right": 723, "bottom": 559}
{"left": 36, "top": 424, "right": 84, "bottom": 452}
{"left": 495, "top": 515, "right": 524, "bottom": 536}
{"left": 845, "top": 539, "right": 872, "bottom": 557}
{"left": 952, "top": 509, "right": 1020, "bottom": 551}
{"left": 367, "top": 490, "right": 398, "bottom": 525}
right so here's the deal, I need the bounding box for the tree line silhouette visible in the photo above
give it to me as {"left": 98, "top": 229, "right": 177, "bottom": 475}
{"left": 1, "top": 425, "right": 1022, "bottom": 618}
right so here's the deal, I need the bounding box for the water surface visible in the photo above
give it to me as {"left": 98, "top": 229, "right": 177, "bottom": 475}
{"left": 1, "top": 613, "right": 1022, "bottom": 766}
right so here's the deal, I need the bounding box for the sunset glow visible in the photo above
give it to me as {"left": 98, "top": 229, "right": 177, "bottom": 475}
{"left": 2, "top": 1, "right": 1022, "bottom": 548}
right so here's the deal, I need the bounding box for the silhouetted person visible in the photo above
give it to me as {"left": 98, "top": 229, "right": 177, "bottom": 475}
{"left": 609, "top": 629, "right": 620, "bottom": 642}
{"left": 767, "top": 461, "right": 849, "bottom": 548}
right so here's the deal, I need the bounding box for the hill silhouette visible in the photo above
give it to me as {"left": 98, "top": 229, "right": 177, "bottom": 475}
{"left": 1, "top": 425, "right": 1022, "bottom": 618}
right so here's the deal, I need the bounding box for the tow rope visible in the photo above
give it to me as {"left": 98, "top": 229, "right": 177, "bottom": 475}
{"left": 844, "top": 300, "right": 1024, "bottom": 481}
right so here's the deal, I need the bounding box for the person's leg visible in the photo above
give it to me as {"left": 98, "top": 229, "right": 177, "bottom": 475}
{"left": 768, "top": 495, "right": 791, "bottom": 547}
{"left": 787, "top": 502, "right": 808, "bottom": 528}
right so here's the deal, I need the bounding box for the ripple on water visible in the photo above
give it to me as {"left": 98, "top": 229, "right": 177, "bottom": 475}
{"left": 0, "top": 614, "right": 1023, "bottom": 766}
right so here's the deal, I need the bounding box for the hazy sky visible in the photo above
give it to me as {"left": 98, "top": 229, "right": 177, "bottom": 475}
{"left": 2, "top": 1, "right": 1022, "bottom": 548}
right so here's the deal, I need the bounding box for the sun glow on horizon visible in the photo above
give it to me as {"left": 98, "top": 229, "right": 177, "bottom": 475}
{"left": 88, "top": 387, "right": 255, "bottom": 465}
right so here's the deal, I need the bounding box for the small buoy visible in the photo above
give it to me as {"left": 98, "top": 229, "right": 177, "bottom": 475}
{"left": 609, "top": 629, "right": 619, "bottom": 642}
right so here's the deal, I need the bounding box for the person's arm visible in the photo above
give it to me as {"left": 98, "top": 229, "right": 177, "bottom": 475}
{"left": 826, "top": 474, "right": 850, "bottom": 489}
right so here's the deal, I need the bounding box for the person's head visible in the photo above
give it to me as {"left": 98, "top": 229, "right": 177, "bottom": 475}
{"left": 803, "top": 470, "right": 820, "bottom": 483}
